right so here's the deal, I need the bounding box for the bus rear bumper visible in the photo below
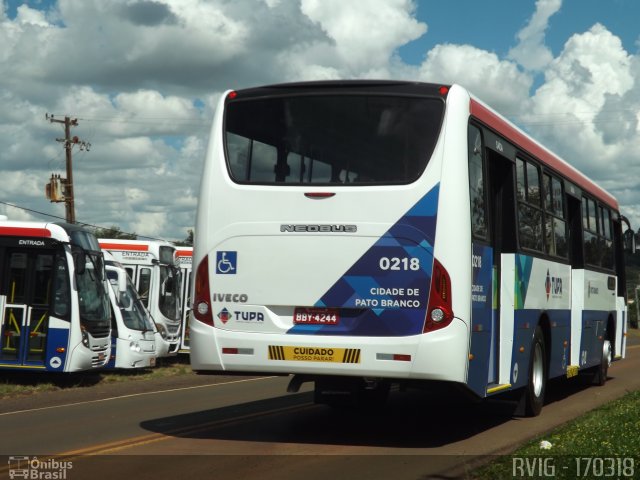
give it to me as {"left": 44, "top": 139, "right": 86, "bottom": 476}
{"left": 190, "top": 318, "right": 469, "bottom": 383}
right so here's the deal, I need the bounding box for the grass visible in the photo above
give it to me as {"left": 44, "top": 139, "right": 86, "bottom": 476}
{"left": 0, "top": 356, "right": 193, "bottom": 399}
{"left": 99, "top": 359, "right": 192, "bottom": 383}
{"left": 472, "top": 389, "right": 640, "bottom": 479}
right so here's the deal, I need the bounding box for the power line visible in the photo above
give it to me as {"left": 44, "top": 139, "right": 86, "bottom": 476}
{"left": 0, "top": 200, "right": 67, "bottom": 222}
{"left": 0, "top": 200, "right": 170, "bottom": 242}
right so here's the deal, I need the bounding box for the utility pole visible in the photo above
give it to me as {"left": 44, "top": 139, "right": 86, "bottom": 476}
{"left": 45, "top": 114, "right": 90, "bottom": 224}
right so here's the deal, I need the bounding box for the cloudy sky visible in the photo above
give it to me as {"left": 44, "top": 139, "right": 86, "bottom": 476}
{"left": 0, "top": 0, "right": 639, "bottom": 241}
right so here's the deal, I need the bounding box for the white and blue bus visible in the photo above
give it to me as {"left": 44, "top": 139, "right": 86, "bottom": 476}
{"left": 99, "top": 239, "right": 182, "bottom": 357}
{"left": 190, "top": 81, "right": 629, "bottom": 416}
{"left": 104, "top": 251, "right": 158, "bottom": 369}
{"left": 0, "top": 220, "right": 111, "bottom": 372}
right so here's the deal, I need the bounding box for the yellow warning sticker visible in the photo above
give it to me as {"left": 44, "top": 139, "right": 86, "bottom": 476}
{"left": 268, "top": 345, "right": 360, "bottom": 363}
{"left": 566, "top": 365, "right": 579, "bottom": 378}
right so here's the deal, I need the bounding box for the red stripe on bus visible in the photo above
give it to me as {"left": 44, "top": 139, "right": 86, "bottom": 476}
{"left": 177, "top": 250, "right": 192, "bottom": 257}
{"left": 0, "top": 227, "right": 52, "bottom": 238}
{"left": 470, "top": 100, "right": 618, "bottom": 210}
{"left": 99, "top": 243, "right": 149, "bottom": 251}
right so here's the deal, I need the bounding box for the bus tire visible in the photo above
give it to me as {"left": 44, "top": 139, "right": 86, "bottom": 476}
{"left": 522, "top": 326, "right": 547, "bottom": 417}
{"left": 592, "top": 339, "right": 612, "bottom": 386}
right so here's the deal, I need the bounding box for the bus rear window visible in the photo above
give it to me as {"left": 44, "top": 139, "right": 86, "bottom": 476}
{"left": 224, "top": 94, "right": 444, "bottom": 185}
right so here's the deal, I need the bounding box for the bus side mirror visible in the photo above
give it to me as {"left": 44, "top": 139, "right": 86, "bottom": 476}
{"left": 120, "top": 291, "right": 133, "bottom": 310}
{"left": 624, "top": 229, "right": 636, "bottom": 254}
{"left": 621, "top": 216, "right": 635, "bottom": 254}
{"left": 117, "top": 271, "right": 127, "bottom": 294}
{"left": 162, "top": 277, "right": 174, "bottom": 296}
{"left": 73, "top": 250, "right": 86, "bottom": 275}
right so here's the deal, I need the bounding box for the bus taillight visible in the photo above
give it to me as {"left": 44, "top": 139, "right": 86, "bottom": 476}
{"left": 193, "top": 255, "right": 214, "bottom": 327}
{"left": 424, "top": 258, "right": 453, "bottom": 333}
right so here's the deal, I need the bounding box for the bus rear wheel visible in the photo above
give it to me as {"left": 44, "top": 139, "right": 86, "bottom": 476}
{"left": 521, "top": 326, "right": 547, "bottom": 417}
{"left": 591, "top": 339, "right": 612, "bottom": 386}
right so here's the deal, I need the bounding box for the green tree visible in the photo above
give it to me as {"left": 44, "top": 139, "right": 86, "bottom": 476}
{"left": 91, "top": 225, "right": 137, "bottom": 240}
{"left": 174, "top": 229, "right": 193, "bottom": 247}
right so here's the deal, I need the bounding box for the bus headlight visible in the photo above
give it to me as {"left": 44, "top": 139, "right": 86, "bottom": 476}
{"left": 156, "top": 323, "right": 168, "bottom": 340}
{"left": 129, "top": 341, "right": 141, "bottom": 353}
{"left": 82, "top": 331, "right": 90, "bottom": 348}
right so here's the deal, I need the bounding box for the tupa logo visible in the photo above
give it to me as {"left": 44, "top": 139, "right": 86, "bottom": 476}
{"left": 217, "top": 308, "right": 232, "bottom": 324}
{"left": 545, "top": 269, "right": 563, "bottom": 301}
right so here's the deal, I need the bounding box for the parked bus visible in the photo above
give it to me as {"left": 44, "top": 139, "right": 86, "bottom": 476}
{"left": 104, "top": 251, "right": 158, "bottom": 369}
{"left": 176, "top": 247, "right": 193, "bottom": 352}
{"left": 99, "top": 239, "right": 182, "bottom": 357}
{"left": 190, "top": 81, "right": 629, "bottom": 416}
{"left": 0, "top": 220, "right": 111, "bottom": 371}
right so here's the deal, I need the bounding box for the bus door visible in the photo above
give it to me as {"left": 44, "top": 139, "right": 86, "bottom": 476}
{"left": 180, "top": 269, "right": 192, "bottom": 350}
{"left": 121, "top": 265, "right": 151, "bottom": 310}
{"left": 468, "top": 124, "right": 516, "bottom": 394}
{"left": 0, "top": 249, "right": 55, "bottom": 366}
{"left": 485, "top": 135, "right": 517, "bottom": 389}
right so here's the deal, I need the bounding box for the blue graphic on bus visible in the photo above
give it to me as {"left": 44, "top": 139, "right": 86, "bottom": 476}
{"left": 288, "top": 184, "right": 440, "bottom": 337}
{"left": 216, "top": 251, "right": 237, "bottom": 275}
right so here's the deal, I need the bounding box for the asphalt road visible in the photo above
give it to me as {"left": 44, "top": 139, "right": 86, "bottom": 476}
{"left": 1, "top": 337, "right": 639, "bottom": 480}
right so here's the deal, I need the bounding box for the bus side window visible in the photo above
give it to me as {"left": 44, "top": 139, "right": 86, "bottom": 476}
{"left": 583, "top": 196, "right": 601, "bottom": 267}
{"left": 52, "top": 256, "right": 70, "bottom": 319}
{"left": 517, "top": 158, "right": 544, "bottom": 252}
{"left": 138, "top": 268, "right": 151, "bottom": 308}
{"left": 601, "top": 208, "right": 614, "bottom": 270}
{"left": 543, "top": 174, "right": 568, "bottom": 259}
{"left": 468, "top": 125, "right": 488, "bottom": 240}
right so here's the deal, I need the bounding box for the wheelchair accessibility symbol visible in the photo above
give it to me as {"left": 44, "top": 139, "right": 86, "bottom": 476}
{"left": 216, "top": 251, "right": 237, "bottom": 275}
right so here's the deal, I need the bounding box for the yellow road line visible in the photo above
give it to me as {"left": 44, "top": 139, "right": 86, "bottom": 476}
{"left": 0, "top": 402, "right": 315, "bottom": 475}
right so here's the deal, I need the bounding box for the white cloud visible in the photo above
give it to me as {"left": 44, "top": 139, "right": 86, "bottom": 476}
{"left": 508, "top": 0, "right": 562, "bottom": 71}
{"left": 1, "top": 0, "right": 639, "bottom": 237}
{"left": 130, "top": 212, "right": 168, "bottom": 238}
{"left": 418, "top": 44, "right": 533, "bottom": 112}
{"left": 521, "top": 23, "right": 640, "bottom": 227}
{"left": 15, "top": 4, "right": 51, "bottom": 27}
{"left": 299, "top": 0, "right": 426, "bottom": 76}
{"left": 525, "top": 24, "right": 634, "bottom": 171}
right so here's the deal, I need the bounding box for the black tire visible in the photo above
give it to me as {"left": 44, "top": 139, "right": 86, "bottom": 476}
{"left": 522, "top": 326, "right": 547, "bottom": 417}
{"left": 592, "top": 339, "right": 612, "bottom": 386}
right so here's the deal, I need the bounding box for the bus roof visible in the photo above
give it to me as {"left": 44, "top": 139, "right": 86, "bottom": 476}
{"left": 0, "top": 220, "right": 71, "bottom": 242}
{"left": 98, "top": 239, "right": 175, "bottom": 250}
{"left": 469, "top": 96, "right": 618, "bottom": 211}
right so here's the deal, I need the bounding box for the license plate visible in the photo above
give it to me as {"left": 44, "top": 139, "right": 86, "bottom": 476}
{"left": 293, "top": 307, "right": 340, "bottom": 325}
{"left": 150, "top": 357, "right": 156, "bottom": 367}
{"left": 97, "top": 352, "right": 105, "bottom": 361}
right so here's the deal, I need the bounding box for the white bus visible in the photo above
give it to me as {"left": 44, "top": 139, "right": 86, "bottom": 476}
{"left": 176, "top": 246, "right": 193, "bottom": 352}
{"left": 190, "top": 81, "right": 629, "bottom": 416}
{"left": 104, "top": 251, "right": 158, "bottom": 369}
{"left": 0, "top": 220, "right": 111, "bottom": 372}
{"left": 99, "top": 239, "right": 182, "bottom": 357}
